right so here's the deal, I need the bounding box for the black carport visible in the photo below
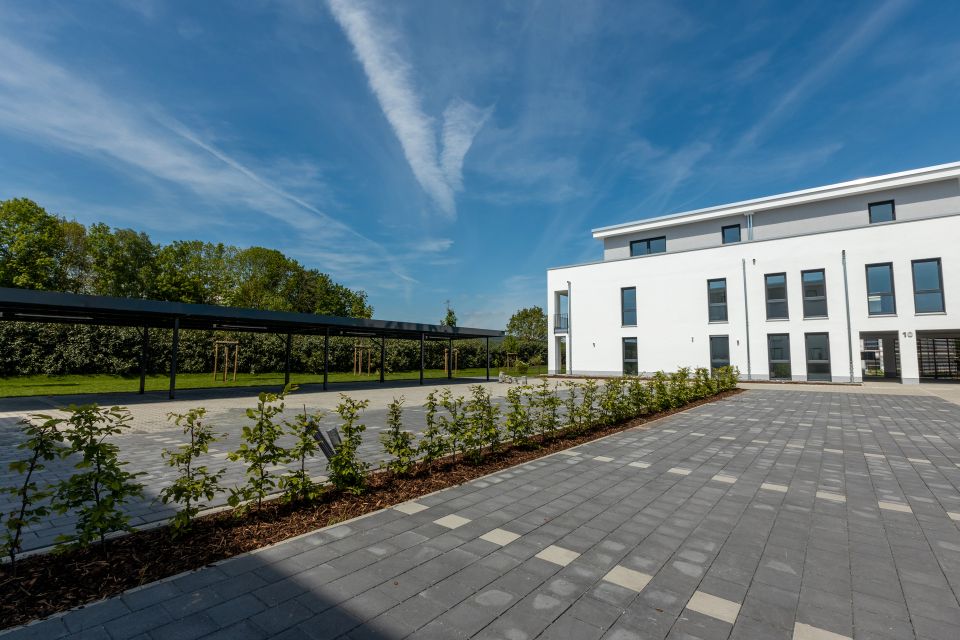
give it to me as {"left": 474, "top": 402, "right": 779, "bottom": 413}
{"left": 0, "top": 287, "right": 503, "bottom": 398}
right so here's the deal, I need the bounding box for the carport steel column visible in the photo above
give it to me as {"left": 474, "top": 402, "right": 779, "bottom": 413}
{"left": 139, "top": 326, "right": 149, "bottom": 394}
{"left": 379, "top": 337, "right": 385, "bottom": 383}
{"left": 284, "top": 333, "right": 292, "bottom": 388}
{"left": 419, "top": 333, "right": 425, "bottom": 385}
{"left": 168, "top": 318, "right": 179, "bottom": 399}
{"left": 323, "top": 328, "right": 329, "bottom": 391}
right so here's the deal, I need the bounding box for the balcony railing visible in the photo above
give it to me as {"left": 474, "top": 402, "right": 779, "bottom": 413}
{"left": 554, "top": 313, "right": 569, "bottom": 333}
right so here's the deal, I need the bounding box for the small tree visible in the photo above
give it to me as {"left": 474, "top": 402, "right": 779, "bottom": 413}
{"left": 381, "top": 397, "right": 416, "bottom": 476}
{"left": 438, "top": 389, "right": 468, "bottom": 464}
{"left": 562, "top": 381, "right": 580, "bottom": 429}
{"left": 417, "top": 391, "right": 446, "bottom": 468}
{"left": 2, "top": 416, "right": 64, "bottom": 569}
{"left": 281, "top": 405, "right": 325, "bottom": 503}
{"left": 577, "top": 379, "right": 599, "bottom": 431}
{"left": 52, "top": 405, "right": 145, "bottom": 549}
{"left": 532, "top": 380, "right": 561, "bottom": 442}
{"left": 328, "top": 395, "right": 371, "bottom": 494}
{"left": 228, "top": 390, "right": 290, "bottom": 512}
{"left": 505, "top": 385, "right": 533, "bottom": 447}
{"left": 463, "top": 385, "right": 500, "bottom": 463}
{"left": 627, "top": 376, "right": 652, "bottom": 417}
{"left": 159, "top": 408, "right": 226, "bottom": 536}
{"left": 649, "top": 372, "right": 671, "bottom": 412}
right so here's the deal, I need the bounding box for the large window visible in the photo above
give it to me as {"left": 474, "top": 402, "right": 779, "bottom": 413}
{"left": 721, "top": 224, "right": 741, "bottom": 244}
{"left": 707, "top": 278, "right": 728, "bottom": 322}
{"left": 912, "top": 259, "right": 945, "bottom": 313}
{"left": 866, "top": 263, "right": 896, "bottom": 315}
{"left": 621, "top": 287, "right": 637, "bottom": 326}
{"left": 765, "top": 273, "right": 788, "bottom": 320}
{"left": 868, "top": 200, "right": 895, "bottom": 224}
{"left": 805, "top": 333, "right": 832, "bottom": 381}
{"left": 801, "top": 269, "right": 827, "bottom": 318}
{"left": 622, "top": 337, "right": 638, "bottom": 375}
{"left": 710, "top": 336, "right": 730, "bottom": 373}
{"left": 630, "top": 236, "right": 666, "bottom": 256}
{"left": 767, "top": 334, "right": 791, "bottom": 380}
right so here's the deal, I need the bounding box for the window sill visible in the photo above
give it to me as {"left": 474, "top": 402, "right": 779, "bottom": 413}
{"left": 708, "top": 320, "right": 729, "bottom": 325}
{"left": 622, "top": 325, "right": 637, "bottom": 328}
{"left": 803, "top": 316, "right": 829, "bottom": 321}
{"left": 915, "top": 311, "right": 946, "bottom": 316}
{"left": 766, "top": 318, "right": 790, "bottom": 322}
{"left": 868, "top": 313, "right": 897, "bottom": 318}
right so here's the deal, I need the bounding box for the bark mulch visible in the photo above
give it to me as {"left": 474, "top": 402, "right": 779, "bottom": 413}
{"left": 0, "top": 388, "right": 741, "bottom": 630}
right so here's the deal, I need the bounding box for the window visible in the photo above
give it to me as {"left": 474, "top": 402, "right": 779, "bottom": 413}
{"left": 912, "top": 258, "right": 945, "bottom": 313}
{"left": 765, "top": 273, "right": 788, "bottom": 320}
{"left": 866, "top": 263, "right": 896, "bottom": 315}
{"left": 707, "top": 279, "right": 728, "bottom": 322}
{"left": 767, "top": 334, "right": 791, "bottom": 380}
{"left": 801, "top": 269, "right": 827, "bottom": 318}
{"left": 868, "top": 200, "right": 895, "bottom": 224}
{"left": 805, "top": 333, "right": 832, "bottom": 382}
{"left": 709, "top": 336, "right": 730, "bottom": 373}
{"left": 621, "top": 287, "right": 637, "bottom": 326}
{"left": 630, "top": 236, "right": 666, "bottom": 256}
{"left": 622, "top": 337, "right": 638, "bottom": 375}
{"left": 721, "top": 224, "right": 741, "bottom": 244}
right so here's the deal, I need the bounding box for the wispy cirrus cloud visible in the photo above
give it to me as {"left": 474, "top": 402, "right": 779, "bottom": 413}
{"left": 325, "top": 0, "right": 491, "bottom": 218}
{"left": 0, "top": 32, "right": 410, "bottom": 285}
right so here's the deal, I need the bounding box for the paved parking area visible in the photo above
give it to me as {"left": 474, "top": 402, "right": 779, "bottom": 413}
{"left": 7, "top": 388, "right": 960, "bottom": 639}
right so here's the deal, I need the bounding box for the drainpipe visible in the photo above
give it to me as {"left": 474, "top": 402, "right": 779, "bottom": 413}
{"left": 741, "top": 259, "right": 752, "bottom": 380}
{"left": 566, "top": 280, "right": 572, "bottom": 376}
{"left": 842, "top": 249, "right": 855, "bottom": 383}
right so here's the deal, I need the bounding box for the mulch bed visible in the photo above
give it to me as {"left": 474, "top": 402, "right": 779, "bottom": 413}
{"left": 0, "top": 388, "right": 742, "bottom": 630}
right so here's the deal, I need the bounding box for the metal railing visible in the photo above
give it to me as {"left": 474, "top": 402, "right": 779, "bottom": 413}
{"left": 553, "top": 313, "right": 569, "bottom": 332}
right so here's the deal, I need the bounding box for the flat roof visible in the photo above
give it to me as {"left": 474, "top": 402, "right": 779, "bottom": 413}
{"left": 592, "top": 160, "right": 960, "bottom": 239}
{"left": 0, "top": 287, "right": 503, "bottom": 340}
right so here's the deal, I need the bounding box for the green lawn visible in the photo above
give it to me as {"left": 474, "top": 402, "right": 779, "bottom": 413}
{"left": 0, "top": 366, "right": 548, "bottom": 397}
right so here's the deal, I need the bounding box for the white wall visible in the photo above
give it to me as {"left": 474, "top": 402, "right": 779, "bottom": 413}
{"left": 549, "top": 214, "right": 960, "bottom": 383}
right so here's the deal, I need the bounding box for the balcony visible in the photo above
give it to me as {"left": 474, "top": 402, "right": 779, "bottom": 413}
{"left": 554, "top": 313, "right": 569, "bottom": 333}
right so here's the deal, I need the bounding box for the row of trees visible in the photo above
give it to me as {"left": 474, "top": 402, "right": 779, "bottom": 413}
{"left": 0, "top": 198, "right": 372, "bottom": 316}
{"left": 1, "top": 368, "right": 739, "bottom": 565}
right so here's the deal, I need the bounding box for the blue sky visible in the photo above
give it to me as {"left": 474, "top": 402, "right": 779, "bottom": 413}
{"left": 1, "top": 0, "right": 959, "bottom": 328}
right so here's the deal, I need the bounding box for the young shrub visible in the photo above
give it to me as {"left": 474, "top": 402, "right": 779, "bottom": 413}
{"left": 328, "top": 395, "right": 371, "bottom": 495}
{"left": 438, "top": 389, "right": 468, "bottom": 464}
{"left": 626, "top": 376, "right": 652, "bottom": 418}
{"left": 669, "top": 367, "right": 692, "bottom": 407}
{"left": 281, "top": 405, "right": 325, "bottom": 503}
{"left": 417, "top": 390, "right": 446, "bottom": 468}
{"left": 160, "top": 408, "right": 226, "bottom": 536}
{"left": 692, "top": 367, "right": 712, "bottom": 399}
{"left": 598, "top": 377, "right": 627, "bottom": 425}
{"left": 532, "top": 380, "right": 561, "bottom": 442}
{"left": 577, "top": 379, "right": 599, "bottom": 430}
{"left": 228, "top": 391, "right": 289, "bottom": 512}
{"left": 463, "top": 385, "right": 501, "bottom": 464}
{"left": 52, "top": 405, "right": 145, "bottom": 549}
{"left": 648, "top": 371, "right": 671, "bottom": 412}
{"left": 2, "top": 415, "right": 64, "bottom": 569}
{"left": 380, "top": 397, "right": 416, "bottom": 476}
{"left": 562, "top": 381, "right": 580, "bottom": 429}
{"left": 505, "top": 384, "right": 533, "bottom": 447}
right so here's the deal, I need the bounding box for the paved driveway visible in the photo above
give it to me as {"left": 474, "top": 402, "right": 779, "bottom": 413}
{"left": 6, "top": 388, "right": 960, "bottom": 639}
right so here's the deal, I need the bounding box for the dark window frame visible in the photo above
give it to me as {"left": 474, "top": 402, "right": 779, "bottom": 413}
{"left": 622, "top": 337, "right": 638, "bottom": 376}
{"left": 868, "top": 200, "right": 896, "bottom": 224}
{"left": 801, "top": 268, "right": 828, "bottom": 318}
{"left": 621, "top": 286, "right": 637, "bottom": 327}
{"left": 721, "top": 224, "right": 741, "bottom": 244}
{"left": 629, "top": 236, "right": 667, "bottom": 257}
{"left": 804, "top": 332, "right": 832, "bottom": 382}
{"left": 866, "top": 262, "right": 897, "bottom": 316}
{"left": 707, "top": 278, "right": 728, "bottom": 323}
{"left": 911, "top": 258, "right": 945, "bottom": 314}
{"left": 765, "top": 272, "right": 789, "bottom": 320}
{"left": 767, "top": 333, "right": 792, "bottom": 380}
{"left": 709, "top": 335, "right": 730, "bottom": 374}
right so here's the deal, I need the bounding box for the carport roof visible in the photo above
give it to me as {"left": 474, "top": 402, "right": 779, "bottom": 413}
{"left": 0, "top": 287, "right": 503, "bottom": 340}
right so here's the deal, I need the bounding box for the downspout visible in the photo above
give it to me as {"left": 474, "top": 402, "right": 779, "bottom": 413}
{"left": 566, "top": 280, "right": 572, "bottom": 376}
{"left": 741, "top": 259, "right": 752, "bottom": 380}
{"left": 842, "top": 249, "right": 855, "bottom": 383}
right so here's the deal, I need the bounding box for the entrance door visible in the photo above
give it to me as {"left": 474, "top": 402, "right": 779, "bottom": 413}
{"left": 767, "top": 334, "right": 791, "bottom": 380}
{"left": 556, "top": 336, "right": 567, "bottom": 374}
{"left": 805, "top": 333, "right": 832, "bottom": 382}
{"left": 709, "top": 335, "right": 730, "bottom": 373}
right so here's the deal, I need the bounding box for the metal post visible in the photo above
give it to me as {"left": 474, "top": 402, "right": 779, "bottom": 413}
{"left": 741, "top": 259, "right": 752, "bottom": 380}
{"left": 448, "top": 338, "right": 453, "bottom": 379}
{"left": 566, "top": 280, "right": 572, "bottom": 375}
{"left": 169, "top": 318, "right": 179, "bottom": 400}
{"left": 419, "top": 333, "right": 425, "bottom": 385}
{"left": 284, "top": 333, "right": 292, "bottom": 388}
{"left": 323, "top": 328, "right": 329, "bottom": 391}
{"left": 139, "top": 326, "right": 149, "bottom": 394}
{"left": 379, "top": 337, "right": 385, "bottom": 383}
{"left": 485, "top": 336, "right": 490, "bottom": 381}
{"left": 842, "top": 250, "right": 855, "bottom": 383}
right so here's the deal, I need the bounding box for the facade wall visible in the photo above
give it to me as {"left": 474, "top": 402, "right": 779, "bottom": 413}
{"left": 601, "top": 178, "right": 960, "bottom": 261}
{"left": 550, "top": 214, "right": 960, "bottom": 383}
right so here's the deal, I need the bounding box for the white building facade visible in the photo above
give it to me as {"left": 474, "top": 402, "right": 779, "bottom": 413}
{"left": 547, "top": 162, "right": 960, "bottom": 384}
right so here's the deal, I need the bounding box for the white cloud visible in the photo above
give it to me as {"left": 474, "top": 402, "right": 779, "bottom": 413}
{"left": 326, "top": 0, "right": 490, "bottom": 217}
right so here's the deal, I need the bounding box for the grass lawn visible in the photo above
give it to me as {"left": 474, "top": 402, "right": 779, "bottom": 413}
{"left": 0, "top": 366, "right": 548, "bottom": 397}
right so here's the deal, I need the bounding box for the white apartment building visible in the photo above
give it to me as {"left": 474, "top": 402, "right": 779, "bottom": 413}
{"left": 547, "top": 161, "right": 960, "bottom": 384}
